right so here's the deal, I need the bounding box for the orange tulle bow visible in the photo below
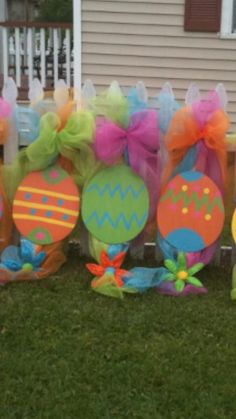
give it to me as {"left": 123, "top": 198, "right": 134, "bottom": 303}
{"left": 164, "top": 107, "right": 230, "bottom": 180}
{"left": 86, "top": 251, "right": 130, "bottom": 288}
{"left": 0, "top": 118, "right": 9, "bottom": 144}
{"left": 57, "top": 100, "right": 75, "bottom": 131}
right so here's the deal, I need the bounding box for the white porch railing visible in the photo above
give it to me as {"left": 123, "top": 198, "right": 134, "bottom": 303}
{"left": 0, "top": 21, "right": 73, "bottom": 89}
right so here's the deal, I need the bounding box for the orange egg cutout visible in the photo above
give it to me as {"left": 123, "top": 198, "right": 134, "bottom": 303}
{"left": 13, "top": 165, "right": 80, "bottom": 245}
{"left": 232, "top": 209, "right": 236, "bottom": 244}
{"left": 0, "top": 195, "right": 3, "bottom": 219}
{"left": 157, "top": 171, "right": 225, "bottom": 252}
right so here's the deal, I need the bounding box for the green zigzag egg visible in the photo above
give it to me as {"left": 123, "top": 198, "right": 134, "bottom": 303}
{"left": 82, "top": 165, "right": 150, "bottom": 244}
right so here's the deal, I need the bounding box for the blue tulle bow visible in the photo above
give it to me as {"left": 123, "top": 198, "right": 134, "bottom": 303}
{"left": 123, "top": 267, "right": 168, "bottom": 292}
{"left": 127, "top": 87, "right": 148, "bottom": 115}
{"left": 158, "top": 92, "right": 180, "bottom": 134}
{"left": 15, "top": 106, "right": 40, "bottom": 144}
{"left": 157, "top": 233, "right": 178, "bottom": 261}
{"left": 107, "top": 243, "right": 129, "bottom": 260}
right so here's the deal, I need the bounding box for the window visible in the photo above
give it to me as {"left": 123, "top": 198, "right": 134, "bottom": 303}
{"left": 220, "top": 0, "right": 236, "bottom": 37}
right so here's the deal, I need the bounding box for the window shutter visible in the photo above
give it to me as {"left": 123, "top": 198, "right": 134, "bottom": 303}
{"left": 184, "top": 0, "right": 222, "bottom": 32}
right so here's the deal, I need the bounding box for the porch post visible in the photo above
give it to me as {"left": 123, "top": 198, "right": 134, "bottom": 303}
{"left": 73, "top": 0, "right": 82, "bottom": 99}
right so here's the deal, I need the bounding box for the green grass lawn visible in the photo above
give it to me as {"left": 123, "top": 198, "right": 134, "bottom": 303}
{"left": 0, "top": 251, "right": 235, "bottom": 419}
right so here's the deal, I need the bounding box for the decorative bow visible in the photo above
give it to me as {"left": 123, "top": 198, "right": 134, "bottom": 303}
{"left": 0, "top": 97, "right": 12, "bottom": 119}
{"left": 21, "top": 110, "right": 96, "bottom": 185}
{"left": 0, "top": 97, "right": 12, "bottom": 144}
{"left": 95, "top": 109, "right": 158, "bottom": 167}
{"left": 165, "top": 107, "right": 229, "bottom": 181}
{"left": 166, "top": 108, "right": 229, "bottom": 152}
{"left": 95, "top": 110, "right": 160, "bottom": 220}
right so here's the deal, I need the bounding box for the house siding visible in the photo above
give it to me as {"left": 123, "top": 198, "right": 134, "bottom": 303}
{"left": 82, "top": 0, "right": 236, "bottom": 130}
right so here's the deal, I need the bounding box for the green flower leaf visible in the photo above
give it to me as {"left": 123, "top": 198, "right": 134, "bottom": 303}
{"left": 163, "top": 273, "right": 175, "bottom": 281}
{"left": 164, "top": 259, "right": 177, "bottom": 273}
{"left": 232, "top": 265, "right": 236, "bottom": 288}
{"left": 230, "top": 287, "right": 236, "bottom": 301}
{"left": 122, "top": 287, "right": 138, "bottom": 294}
{"left": 187, "top": 276, "right": 203, "bottom": 288}
{"left": 175, "top": 279, "right": 185, "bottom": 293}
{"left": 177, "top": 252, "right": 187, "bottom": 270}
{"left": 188, "top": 263, "right": 204, "bottom": 276}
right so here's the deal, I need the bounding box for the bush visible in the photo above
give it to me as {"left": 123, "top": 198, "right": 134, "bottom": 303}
{"left": 37, "top": 0, "right": 72, "bottom": 23}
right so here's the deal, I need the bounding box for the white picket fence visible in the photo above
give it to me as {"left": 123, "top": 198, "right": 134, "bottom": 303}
{"left": 1, "top": 22, "right": 73, "bottom": 88}
{"left": 1, "top": 77, "right": 235, "bottom": 264}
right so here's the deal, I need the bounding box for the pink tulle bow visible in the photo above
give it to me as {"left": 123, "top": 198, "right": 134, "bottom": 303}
{"left": 95, "top": 110, "right": 159, "bottom": 166}
{"left": 95, "top": 110, "right": 160, "bottom": 221}
{"left": 192, "top": 91, "right": 221, "bottom": 129}
{"left": 0, "top": 98, "right": 12, "bottom": 118}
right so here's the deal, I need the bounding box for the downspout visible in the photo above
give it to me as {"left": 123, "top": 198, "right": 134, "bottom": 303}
{"left": 73, "top": 0, "right": 82, "bottom": 102}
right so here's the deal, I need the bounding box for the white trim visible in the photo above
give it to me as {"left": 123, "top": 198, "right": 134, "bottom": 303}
{"left": 53, "top": 29, "right": 59, "bottom": 87}
{"left": 2, "top": 27, "right": 8, "bottom": 82}
{"left": 27, "top": 28, "right": 33, "bottom": 86}
{"left": 220, "top": 33, "right": 236, "bottom": 38}
{"left": 73, "top": 0, "right": 81, "bottom": 100}
{"left": 65, "top": 29, "right": 71, "bottom": 87}
{"left": 220, "top": 0, "right": 235, "bottom": 38}
{"left": 40, "top": 29, "right": 46, "bottom": 88}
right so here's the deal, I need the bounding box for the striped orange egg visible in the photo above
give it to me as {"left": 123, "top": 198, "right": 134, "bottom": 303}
{"left": 232, "top": 209, "right": 236, "bottom": 244}
{"left": 13, "top": 165, "right": 80, "bottom": 245}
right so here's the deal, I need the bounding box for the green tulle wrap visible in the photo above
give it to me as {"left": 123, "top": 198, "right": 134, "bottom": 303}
{"left": 88, "top": 234, "right": 109, "bottom": 263}
{"left": 3, "top": 110, "right": 96, "bottom": 201}
{"left": 91, "top": 84, "right": 130, "bottom": 128}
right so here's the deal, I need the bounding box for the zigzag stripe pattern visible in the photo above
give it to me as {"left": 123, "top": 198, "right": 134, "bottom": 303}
{"left": 86, "top": 183, "right": 146, "bottom": 200}
{"left": 85, "top": 211, "right": 148, "bottom": 230}
{"left": 160, "top": 189, "right": 224, "bottom": 213}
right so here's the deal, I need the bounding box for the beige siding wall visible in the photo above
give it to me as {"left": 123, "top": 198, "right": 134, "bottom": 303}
{"left": 82, "top": 0, "right": 236, "bottom": 130}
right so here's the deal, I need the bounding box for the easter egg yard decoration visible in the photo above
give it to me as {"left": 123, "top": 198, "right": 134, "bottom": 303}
{"left": 157, "top": 171, "right": 225, "bottom": 252}
{"left": 12, "top": 165, "right": 80, "bottom": 245}
{"left": 0, "top": 194, "right": 3, "bottom": 219}
{"left": 82, "top": 165, "right": 149, "bottom": 244}
{"left": 232, "top": 209, "right": 236, "bottom": 244}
